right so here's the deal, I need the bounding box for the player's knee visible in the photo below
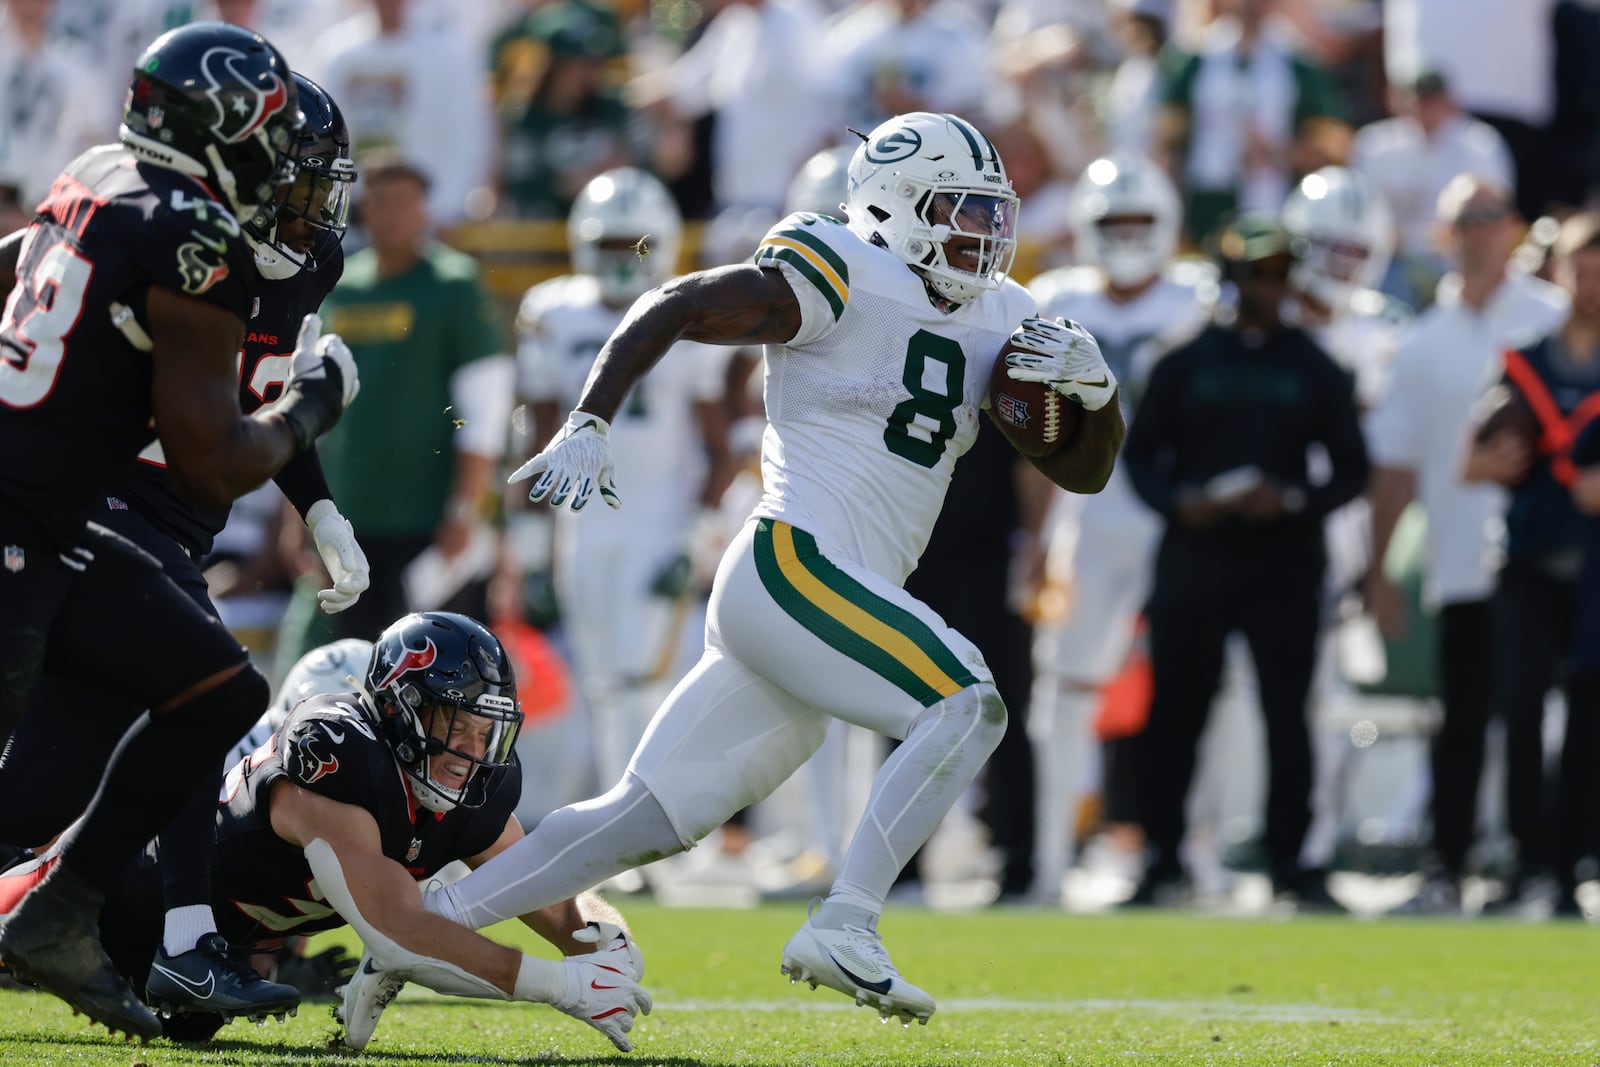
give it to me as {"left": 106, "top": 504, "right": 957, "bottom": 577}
{"left": 162, "top": 662, "right": 271, "bottom": 743}
{"left": 910, "top": 681, "right": 1007, "bottom": 754}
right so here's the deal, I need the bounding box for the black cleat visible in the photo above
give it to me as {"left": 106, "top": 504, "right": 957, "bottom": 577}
{"left": 0, "top": 866, "right": 161, "bottom": 1038}
{"left": 146, "top": 933, "right": 301, "bottom": 1021}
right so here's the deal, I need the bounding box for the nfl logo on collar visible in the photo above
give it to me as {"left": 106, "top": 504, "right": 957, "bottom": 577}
{"left": 3, "top": 545, "right": 23, "bottom": 573}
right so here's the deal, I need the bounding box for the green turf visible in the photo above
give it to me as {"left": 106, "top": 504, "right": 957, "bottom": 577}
{"left": 0, "top": 903, "right": 1594, "bottom": 1065}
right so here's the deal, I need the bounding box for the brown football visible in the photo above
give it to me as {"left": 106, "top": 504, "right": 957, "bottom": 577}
{"left": 1472, "top": 384, "right": 1539, "bottom": 448}
{"left": 987, "top": 341, "right": 1079, "bottom": 458}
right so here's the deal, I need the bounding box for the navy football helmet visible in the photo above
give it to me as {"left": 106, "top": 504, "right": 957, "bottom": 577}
{"left": 121, "top": 21, "right": 302, "bottom": 219}
{"left": 366, "top": 613, "right": 523, "bottom": 812}
{"left": 245, "top": 73, "right": 354, "bottom": 279}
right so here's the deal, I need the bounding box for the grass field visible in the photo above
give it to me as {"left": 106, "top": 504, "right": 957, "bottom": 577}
{"left": 0, "top": 902, "right": 1595, "bottom": 1066}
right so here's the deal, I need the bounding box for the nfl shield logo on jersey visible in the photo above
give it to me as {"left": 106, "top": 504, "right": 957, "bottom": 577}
{"left": 3, "top": 546, "right": 23, "bottom": 573}
{"left": 405, "top": 837, "right": 422, "bottom": 863}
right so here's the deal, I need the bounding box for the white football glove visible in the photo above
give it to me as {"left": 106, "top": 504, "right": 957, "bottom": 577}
{"left": 305, "top": 498, "right": 370, "bottom": 614}
{"left": 569, "top": 920, "right": 644, "bottom": 983}
{"left": 1005, "top": 316, "right": 1118, "bottom": 411}
{"left": 289, "top": 312, "right": 360, "bottom": 409}
{"left": 508, "top": 411, "right": 620, "bottom": 511}
{"left": 552, "top": 951, "right": 653, "bottom": 1052}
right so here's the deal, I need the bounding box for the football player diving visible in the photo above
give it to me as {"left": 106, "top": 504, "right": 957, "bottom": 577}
{"left": 0, "top": 613, "right": 652, "bottom": 1051}
{"left": 343, "top": 111, "right": 1123, "bottom": 1042}
{"left": 0, "top": 70, "right": 373, "bottom": 1028}
{"left": 0, "top": 22, "right": 359, "bottom": 1036}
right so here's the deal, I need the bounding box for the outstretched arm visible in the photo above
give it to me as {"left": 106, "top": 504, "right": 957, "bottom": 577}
{"left": 464, "top": 816, "right": 629, "bottom": 957}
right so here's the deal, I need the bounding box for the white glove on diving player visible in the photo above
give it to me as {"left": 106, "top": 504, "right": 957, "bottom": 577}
{"left": 288, "top": 312, "right": 361, "bottom": 409}
{"left": 508, "top": 411, "right": 621, "bottom": 511}
{"left": 1005, "top": 316, "right": 1118, "bottom": 411}
{"left": 305, "top": 498, "right": 370, "bottom": 613}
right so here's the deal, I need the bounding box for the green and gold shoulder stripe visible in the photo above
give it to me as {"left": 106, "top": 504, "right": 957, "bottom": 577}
{"left": 753, "top": 223, "right": 850, "bottom": 321}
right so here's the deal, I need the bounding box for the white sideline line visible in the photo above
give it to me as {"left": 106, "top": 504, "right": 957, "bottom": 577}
{"left": 657, "top": 998, "right": 1424, "bottom": 1024}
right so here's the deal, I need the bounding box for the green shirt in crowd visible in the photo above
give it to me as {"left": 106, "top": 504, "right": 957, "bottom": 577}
{"left": 317, "top": 242, "right": 501, "bottom": 537}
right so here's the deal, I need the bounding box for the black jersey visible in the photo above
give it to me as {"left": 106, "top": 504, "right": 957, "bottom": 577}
{"left": 211, "top": 692, "right": 520, "bottom": 945}
{"left": 0, "top": 146, "right": 258, "bottom": 546}
{"left": 115, "top": 244, "right": 344, "bottom": 556}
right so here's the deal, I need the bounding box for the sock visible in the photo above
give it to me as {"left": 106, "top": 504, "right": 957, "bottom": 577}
{"left": 162, "top": 904, "right": 217, "bottom": 956}
{"left": 1026, "top": 677, "right": 1097, "bottom": 897}
{"left": 826, "top": 685, "right": 1006, "bottom": 918}
{"left": 59, "top": 666, "right": 268, "bottom": 889}
{"left": 441, "top": 772, "right": 682, "bottom": 929}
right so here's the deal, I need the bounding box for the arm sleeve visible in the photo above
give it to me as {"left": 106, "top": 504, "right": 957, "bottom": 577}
{"left": 273, "top": 447, "right": 337, "bottom": 519}
{"left": 1120, "top": 354, "right": 1184, "bottom": 518}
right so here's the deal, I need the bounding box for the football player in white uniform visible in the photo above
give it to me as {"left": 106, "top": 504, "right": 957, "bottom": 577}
{"left": 1024, "top": 154, "right": 1214, "bottom": 903}
{"left": 509, "top": 168, "right": 735, "bottom": 797}
{"left": 344, "top": 112, "right": 1123, "bottom": 1032}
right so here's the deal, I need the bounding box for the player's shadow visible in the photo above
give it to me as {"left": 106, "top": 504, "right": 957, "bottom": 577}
{"left": 200, "top": 1035, "right": 717, "bottom": 1067}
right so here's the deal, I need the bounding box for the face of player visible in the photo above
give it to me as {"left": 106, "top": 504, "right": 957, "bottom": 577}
{"left": 422, "top": 705, "right": 493, "bottom": 794}
{"left": 926, "top": 192, "right": 1016, "bottom": 277}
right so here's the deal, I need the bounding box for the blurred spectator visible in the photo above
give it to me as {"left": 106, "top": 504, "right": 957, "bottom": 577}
{"left": 1349, "top": 69, "right": 1513, "bottom": 309}
{"left": 1551, "top": 0, "right": 1600, "bottom": 210}
{"left": 305, "top": 0, "right": 492, "bottom": 222}
{"left": 1158, "top": 0, "right": 1350, "bottom": 246}
{"left": 47, "top": 0, "right": 191, "bottom": 137}
{"left": 1120, "top": 213, "right": 1369, "bottom": 910}
{"left": 1381, "top": 0, "right": 1559, "bottom": 222}
{"left": 1103, "top": 0, "right": 1174, "bottom": 159}
{"left": 1365, "top": 174, "right": 1569, "bottom": 915}
{"left": 285, "top": 157, "right": 514, "bottom": 651}
{"left": 1024, "top": 153, "right": 1212, "bottom": 905}
{"left": 825, "top": 0, "right": 993, "bottom": 135}
{"left": 633, "top": 0, "right": 829, "bottom": 217}
{"left": 492, "top": 0, "right": 646, "bottom": 220}
{"left": 505, "top": 167, "right": 734, "bottom": 806}
{"left": 1458, "top": 212, "right": 1600, "bottom": 918}
{"left": 0, "top": 0, "right": 101, "bottom": 209}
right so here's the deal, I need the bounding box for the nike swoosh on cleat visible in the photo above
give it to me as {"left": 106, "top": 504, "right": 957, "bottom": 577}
{"left": 152, "top": 963, "right": 216, "bottom": 1000}
{"left": 827, "top": 953, "right": 892, "bottom": 995}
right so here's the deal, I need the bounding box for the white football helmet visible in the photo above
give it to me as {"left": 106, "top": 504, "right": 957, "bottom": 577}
{"left": 268, "top": 638, "right": 375, "bottom": 725}
{"left": 1282, "top": 166, "right": 1395, "bottom": 312}
{"left": 1067, "top": 154, "right": 1180, "bottom": 288}
{"left": 785, "top": 144, "right": 855, "bottom": 219}
{"left": 845, "top": 112, "right": 1020, "bottom": 305}
{"left": 568, "top": 167, "right": 683, "bottom": 306}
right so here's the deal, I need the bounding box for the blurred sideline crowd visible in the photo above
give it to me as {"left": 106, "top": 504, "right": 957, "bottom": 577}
{"left": 4, "top": 0, "right": 1600, "bottom": 919}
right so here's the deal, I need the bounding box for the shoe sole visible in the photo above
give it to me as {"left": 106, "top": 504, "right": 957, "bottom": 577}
{"left": 148, "top": 994, "right": 301, "bottom": 1024}
{"left": 778, "top": 947, "right": 933, "bottom": 1027}
{"left": 1, "top": 957, "right": 160, "bottom": 1040}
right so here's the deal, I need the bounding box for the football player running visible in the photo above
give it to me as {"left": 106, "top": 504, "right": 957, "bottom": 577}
{"left": 0, "top": 614, "right": 651, "bottom": 1051}
{"left": 1023, "top": 153, "right": 1214, "bottom": 904}
{"left": 507, "top": 167, "right": 734, "bottom": 806}
{"left": 346, "top": 111, "right": 1123, "bottom": 1035}
{"left": 0, "top": 23, "right": 360, "bottom": 1036}
{"left": 0, "top": 72, "right": 370, "bottom": 1030}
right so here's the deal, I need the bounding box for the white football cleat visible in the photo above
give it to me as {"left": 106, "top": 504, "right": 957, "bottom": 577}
{"left": 337, "top": 950, "right": 405, "bottom": 1051}
{"left": 780, "top": 916, "right": 935, "bottom": 1026}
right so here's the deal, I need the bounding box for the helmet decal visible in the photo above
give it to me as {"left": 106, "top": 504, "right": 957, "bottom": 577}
{"left": 865, "top": 127, "right": 922, "bottom": 165}
{"left": 200, "top": 46, "right": 289, "bottom": 144}
{"left": 373, "top": 636, "right": 437, "bottom": 692}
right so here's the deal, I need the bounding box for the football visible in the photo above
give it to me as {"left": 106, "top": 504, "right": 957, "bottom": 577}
{"left": 987, "top": 341, "right": 1079, "bottom": 458}
{"left": 1472, "top": 384, "right": 1539, "bottom": 448}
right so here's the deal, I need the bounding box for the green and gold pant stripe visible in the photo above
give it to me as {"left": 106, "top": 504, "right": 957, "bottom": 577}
{"left": 753, "top": 519, "right": 976, "bottom": 707}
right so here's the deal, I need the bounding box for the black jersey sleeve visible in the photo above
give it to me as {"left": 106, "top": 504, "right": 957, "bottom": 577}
{"left": 127, "top": 176, "right": 256, "bottom": 320}
{"left": 268, "top": 695, "right": 401, "bottom": 811}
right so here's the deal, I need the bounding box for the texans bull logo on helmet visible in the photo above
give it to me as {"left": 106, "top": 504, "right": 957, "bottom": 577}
{"left": 374, "top": 636, "right": 438, "bottom": 692}
{"left": 200, "top": 46, "right": 290, "bottom": 145}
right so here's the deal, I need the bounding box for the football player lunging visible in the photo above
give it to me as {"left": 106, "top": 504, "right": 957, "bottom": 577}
{"left": 345, "top": 112, "right": 1123, "bottom": 1036}
{"left": 0, "top": 23, "right": 359, "bottom": 1036}
{"left": 0, "top": 614, "right": 651, "bottom": 1051}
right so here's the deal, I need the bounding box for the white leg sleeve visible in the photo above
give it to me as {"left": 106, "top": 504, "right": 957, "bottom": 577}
{"left": 434, "top": 771, "right": 685, "bottom": 930}
{"left": 1026, "top": 676, "right": 1098, "bottom": 898}
{"left": 827, "top": 683, "right": 1007, "bottom": 913}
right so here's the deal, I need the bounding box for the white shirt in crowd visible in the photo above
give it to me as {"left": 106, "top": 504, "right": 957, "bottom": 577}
{"left": 0, "top": 28, "right": 101, "bottom": 207}
{"left": 304, "top": 9, "right": 491, "bottom": 223}
{"left": 1350, "top": 112, "right": 1515, "bottom": 259}
{"left": 1383, "top": 0, "right": 1555, "bottom": 126}
{"left": 825, "top": 0, "right": 994, "bottom": 136}
{"left": 1364, "top": 268, "right": 1569, "bottom": 608}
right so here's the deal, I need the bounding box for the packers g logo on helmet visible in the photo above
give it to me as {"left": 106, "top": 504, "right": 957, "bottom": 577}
{"left": 865, "top": 128, "right": 922, "bottom": 165}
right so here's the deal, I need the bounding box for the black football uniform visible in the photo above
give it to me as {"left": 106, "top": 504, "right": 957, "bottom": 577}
{"left": 0, "top": 146, "right": 260, "bottom": 740}
{"left": 114, "top": 241, "right": 343, "bottom": 559}
{"left": 75, "top": 692, "right": 521, "bottom": 995}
